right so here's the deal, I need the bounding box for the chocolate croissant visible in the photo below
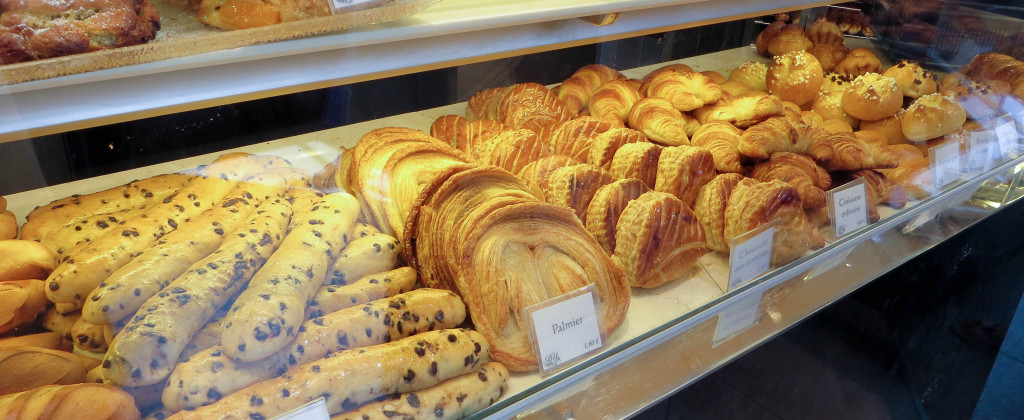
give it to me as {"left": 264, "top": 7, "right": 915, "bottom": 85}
{"left": 614, "top": 191, "right": 707, "bottom": 288}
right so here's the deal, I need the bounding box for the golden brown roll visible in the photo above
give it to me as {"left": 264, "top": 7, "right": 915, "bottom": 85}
{"left": 608, "top": 142, "right": 663, "bottom": 188}
{"left": 654, "top": 145, "right": 716, "bottom": 207}
{"left": 842, "top": 73, "right": 903, "bottom": 121}
{"left": 614, "top": 191, "right": 707, "bottom": 288}
{"left": 820, "top": 118, "right": 854, "bottom": 133}
{"left": 807, "top": 44, "right": 849, "bottom": 73}
{"left": 860, "top": 110, "right": 908, "bottom": 145}
{"left": 728, "top": 61, "right": 768, "bottom": 92}
{"left": 767, "top": 24, "right": 813, "bottom": 57}
{"left": 643, "top": 71, "right": 723, "bottom": 112}
{"left": 767, "top": 50, "right": 825, "bottom": 106}
{"left": 883, "top": 60, "right": 938, "bottom": 98}
{"left": 807, "top": 20, "right": 844, "bottom": 46}
{"left": 693, "top": 92, "right": 784, "bottom": 128}
{"left": 587, "top": 128, "right": 649, "bottom": 169}
{"left": 821, "top": 131, "right": 899, "bottom": 171}
{"left": 750, "top": 152, "right": 831, "bottom": 209}
{"left": 755, "top": 20, "right": 787, "bottom": 56}
{"left": 691, "top": 121, "right": 745, "bottom": 173}
{"left": 586, "top": 178, "right": 651, "bottom": 254}
{"left": 811, "top": 73, "right": 859, "bottom": 127}
{"left": 694, "top": 173, "right": 757, "bottom": 253}
{"left": 627, "top": 97, "right": 691, "bottom": 146}
{"left": 902, "top": 93, "right": 968, "bottom": 141}
{"left": 833, "top": 48, "right": 882, "bottom": 76}
{"left": 539, "top": 164, "right": 616, "bottom": 225}
{"left": 558, "top": 64, "right": 626, "bottom": 116}
{"left": 738, "top": 114, "right": 834, "bottom": 161}
{"left": 589, "top": 79, "right": 642, "bottom": 127}
{"left": 724, "top": 179, "right": 825, "bottom": 265}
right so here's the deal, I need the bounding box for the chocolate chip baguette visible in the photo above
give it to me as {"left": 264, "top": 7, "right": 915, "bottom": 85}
{"left": 0, "top": 383, "right": 140, "bottom": 420}
{"left": 325, "top": 233, "right": 402, "bottom": 286}
{"left": 167, "top": 328, "right": 489, "bottom": 420}
{"left": 103, "top": 198, "right": 294, "bottom": 387}
{"left": 70, "top": 315, "right": 109, "bottom": 353}
{"left": 164, "top": 288, "right": 467, "bottom": 411}
{"left": 46, "top": 153, "right": 288, "bottom": 304}
{"left": 81, "top": 168, "right": 309, "bottom": 325}
{"left": 306, "top": 267, "right": 418, "bottom": 319}
{"left": 221, "top": 192, "right": 360, "bottom": 363}
{"left": 24, "top": 173, "right": 194, "bottom": 243}
{"left": 41, "top": 307, "right": 80, "bottom": 342}
{"left": 332, "top": 362, "right": 509, "bottom": 420}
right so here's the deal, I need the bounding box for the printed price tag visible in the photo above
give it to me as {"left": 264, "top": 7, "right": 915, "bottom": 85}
{"left": 966, "top": 130, "right": 995, "bottom": 176}
{"left": 525, "top": 285, "right": 604, "bottom": 375}
{"left": 827, "top": 179, "right": 868, "bottom": 238}
{"left": 727, "top": 221, "right": 776, "bottom": 291}
{"left": 274, "top": 397, "right": 329, "bottom": 420}
{"left": 995, "top": 121, "right": 1019, "bottom": 160}
{"left": 930, "top": 141, "right": 962, "bottom": 189}
{"left": 713, "top": 291, "right": 763, "bottom": 345}
{"left": 327, "top": 0, "right": 377, "bottom": 14}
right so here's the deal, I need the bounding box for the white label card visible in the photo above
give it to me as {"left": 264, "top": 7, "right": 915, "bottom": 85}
{"left": 930, "top": 141, "right": 962, "bottom": 189}
{"left": 274, "top": 397, "right": 329, "bottom": 420}
{"left": 996, "top": 121, "right": 1019, "bottom": 160}
{"left": 327, "top": 0, "right": 376, "bottom": 14}
{"left": 966, "top": 130, "right": 995, "bottom": 176}
{"left": 827, "top": 179, "right": 868, "bottom": 238}
{"left": 525, "top": 286, "right": 604, "bottom": 375}
{"left": 713, "top": 291, "right": 763, "bottom": 345}
{"left": 727, "top": 222, "right": 775, "bottom": 291}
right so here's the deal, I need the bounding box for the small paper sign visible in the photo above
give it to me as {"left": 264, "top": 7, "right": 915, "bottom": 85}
{"left": 274, "top": 397, "right": 329, "bottom": 420}
{"left": 930, "top": 141, "right": 962, "bottom": 189}
{"left": 713, "top": 291, "right": 763, "bottom": 345}
{"left": 525, "top": 285, "right": 604, "bottom": 374}
{"left": 965, "top": 130, "right": 995, "bottom": 176}
{"left": 827, "top": 179, "right": 868, "bottom": 238}
{"left": 327, "top": 0, "right": 377, "bottom": 14}
{"left": 727, "top": 222, "right": 776, "bottom": 291}
{"left": 995, "top": 121, "right": 1019, "bottom": 161}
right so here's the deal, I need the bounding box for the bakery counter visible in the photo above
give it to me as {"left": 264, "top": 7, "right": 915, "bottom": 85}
{"left": 0, "top": 0, "right": 835, "bottom": 144}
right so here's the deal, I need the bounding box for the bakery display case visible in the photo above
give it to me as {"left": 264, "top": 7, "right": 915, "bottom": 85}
{"left": 3, "top": 0, "right": 1024, "bottom": 419}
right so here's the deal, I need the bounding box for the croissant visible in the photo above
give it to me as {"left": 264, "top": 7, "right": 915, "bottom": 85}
{"left": 821, "top": 131, "right": 899, "bottom": 171}
{"left": 586, "top": 128, "right": 649, "bottom": 170}
{"left": 549, "top": 117, "right": 612, "bottom": 161}
{"left": 750, "top": 152, "right": 831, "bottom": 209}
{"left": 626, "top": 97, "right": 691, "bottom": 146}
{"left": 654, "top": 145, "right": 716, "bottom": 207}
{"left": 430, "top": 114, "right": 467, "bottom": 147}
{"left": 694, "top": 173, "right": 758, "bottom": 252}
{"left": 640, "top": 63, "right": 695, "bottom": 87}
{"left": 738, "top": 115, "right": 834, "bottom": 161}
{"left": 724, "top": 179, "right": 825, "bottom": 265}
{"left": 589, "top": 79, "right": 642, "bottom": 127}
{"left": 608, "top": 142, "right": 663, "bottom": 189}
{"left": 518, "top": 155, "right": 582, "bottom": 198}
{"left": 585, "top": 178, "right": 651, "bottom": 254}
{"left": 643, "top": 71, "right": 723, "bottom": 112}
{"left": 476, "top": 129, "right": 553, "bottom": 175}
{"left": 880, "top": 156, "right": 932, "bottom": 200}
{"left": 468, "top": 83, "right": 573, "bottom": 140}
{"left": 539, "top": 164, "right": 616, "bottom": 225}
{"left": 691, "top": 121, "right": 745, "bottom": 174}
{"left": 558, "top": 64, "right": 626, "bottom": 116}
{"left": 693, "top": 92, "right": 785, "bottom": 128}
{"left": 614, "top": 191, "right": 707, "bottom": 288}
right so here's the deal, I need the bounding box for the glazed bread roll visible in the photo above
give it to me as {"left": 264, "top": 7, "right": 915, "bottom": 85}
{"left": 834, "top": 48, "right": 882, "bottom": 76}
{"left": 902, "top": 93, "right": 967, "bottom": 141}
{"left": 767, "top": 24, "right": 813, "bottom": 57}
{"left": 883, "top": 60, "right": 938, "bottom": 98}
{"left": 860, "top": 109, "right": 908, "bottom": 145}
{"left": 767, "top": 51, "right": 824, "bottom": 106}
{"left": 842, "top": 73, "right": 903, "bottom": 121}
{"left": 728, "top": 62, "right": 768, "bottom": 92}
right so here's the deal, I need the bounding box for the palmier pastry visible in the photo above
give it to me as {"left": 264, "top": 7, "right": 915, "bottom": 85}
{"left": 614, "top": 191, "right": 707, "bottom": 288}
{"left": 378, "top": 143, "right": 471, "bottom": 239}
{"left": 807, "top": 44, "right": 849, "bottom": 73}
{"left": 833, "top": 48, "right": 882, "bottom": 76}
{"left": 627, "top": 97, "right": 691, "bottom": 146}
{"left": 549, "top": 116, "right": 612, "bottom": 161}
{"left": 476, "top": 129, "right": 552, "bottom": 175}
{"left": 691, "top": 121, "right": 744, "bottom": 173}
{"left": 902, "top": 93, "right": 967, "bottom": 141}
{"left": 767, "top": 24, "right": 814, "bottom": 57}
{"left": 842, "top": 73, "right": 902, "bottom": 121}
{"left": 586, "top": 179, "right": 651, "bottom": 254}
{"left": 738, "top": 115, "right": 834, "bottom": 161}
{"left": 589, "top": 79, "right": 642, "bottom": 127}
{"left": 539, "top": 164, "right": 616, "bottom": 225}
{"left": 643, "top": 70, "right": 723, "bottom": 112}
{"left": 724, "top": 179, "right": 825, "bottom": 265}
{"left": 821, "top": 131, "right": 899, "bottom": 171}
{"left": 767, "top": 50, "right": 825, "bottom": 106}
{"left": 751, "top": 152, "right": 831, "bottom": 209}
{"left": 608, "top": 142, "right": 663, "bottom": 189}
{"left": 807, "top": 20, "right": 844, "bottom": 46}
{"left": 518, "top": 155, "right": 582, "bottom": 198}
{"left": 587, "top": 128, "right": 649, "bottom": 169}
{"left": 558, "top": 64, "right": 626, "bottom": 116}
{"left": 694, "top": 92, "right": 784, "bottom": 128}
{"left": 883, "top": 60, "right": 938, "bottom": 98}
{"left": 694, "top": 173, "right": 757, "bottom": 252}
{"left": 654, "top": 145, "right": 716, "bottom": 207}
{"left": 728, "top": 62, "right": 768, "bottom": 92}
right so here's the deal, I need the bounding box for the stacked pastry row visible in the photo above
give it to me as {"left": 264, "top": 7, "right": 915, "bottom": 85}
{"left": 327, "top": 126, "right": 631, "bottom": 373}
{"left": 2, "top": 153, "right": 510, "bottom": 419}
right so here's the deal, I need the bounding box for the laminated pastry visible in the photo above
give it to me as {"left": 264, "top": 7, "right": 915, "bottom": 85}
{"left": 549, "top": 116, "right": 612, "bottom": 162}
{"left": 738, "top": 114, "right": 834, "bottom": 161}
{"left": 767, "top": 24, "right": 813, "bottom": 57}
{"left": 0, "top": 383, "right": 139, "bottom": 420}
{"left": 724, "top": 179, "right": 825, "bottom": 266}
{"left": 588, "top": 79, "right": 642, "bottom": 127}
{"left": 883, "top": 60, "right": 938, "bottom": 98}
{"left": 833, "top": 48, "right": 882, "bottom": 77}
{"left": 959, "top": 52, "right": 1024, "bottom": 99}
{"left": 557, "top": 64, "right": 626, "bottom": 116}
{"left": 538, "top": 164, "right": 616, "bottom": 225}
{"left": 832, "top": 169, "right": 907, "bottom": 222}
{"left": 728, "top": 61, "right": 768, "bottom": 92}
{"left": 477, "top": 129, "right": 552, "bottom": 175}
{"left": 608, "top": 142, "right": 663, "bottom": 189}
{"left": 750, "top": 152, "right": 831, "bottom": 210}
{"left": 0, "top": 0, "right": 159, "bottom": 64}
{"left": 516, "top": 155, "right": 578, "bottom": 199}
{"left": 755, "top": 20, "right": 786, "bottom": 56}
{"left": 880, "top": 156, "right": 932, "bottom": 200}
{"left": 690, "top": 121, "right": 744, "bottom": 173}
{"left": 614, "top": 191, "right": 707, "bottom": 288}
{"left": 377, "top": 143, "right": 470, "bottom": 239}
{"left": 585, "top": 178, "right": 651, "bottom": 254}
{"left": 693, "top": 92, "right": 784, "bottom": 128}
{"left": 197, "top": 0, "right": 389, "bottom": 30}
{"left": 429, "top": 115, "right": 508, "bottom": 155}
{"left": 642, "top": 70, "right": 723, "bottom": 112}
{"left": 808, "top": 44, "right": 848, "bottom": 73}
{"left": 807, "top": 20, "right": 844, "bottom": 47}
{"left": 821, "top": 131, "right": 899, "bottom": 171}
{"left": 694, "top": 173, "right": 758, "bottom": 253}
{"left": 466, "top": 83, "right": 573, "bottom": 140}
{"left": 640, "top": 63, "right": 694, "bottom": 86}
{"left": 586, "top": 127, "right": 649, "bottom": 170}
{"left": 653, "top": 145, "right": 716, "bottom": 207}
{"left": 842, "top": 73, "right": 903, "bottom": 121}
{"left": 0, "top": 280, "right": 48, "bottom": 335}
{"left": 767, "top": 51, "right": 824, "bottom": 106}
{"left": 627, "top": 97, "right": 691, "bottom": 146}
{"left": 901, "top": 93, "right": 968, "bottom": 141}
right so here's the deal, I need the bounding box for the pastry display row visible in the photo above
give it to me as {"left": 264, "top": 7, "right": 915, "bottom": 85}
{"left": 3, "top": 2, "right": 1024, "bottom": 418}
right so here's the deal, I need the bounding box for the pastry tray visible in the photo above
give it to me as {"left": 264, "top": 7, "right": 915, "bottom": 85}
{"left": 0, "top": 0, "right": 441, "bottom": 86}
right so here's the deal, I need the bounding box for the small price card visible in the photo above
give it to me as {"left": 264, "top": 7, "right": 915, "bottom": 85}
{"left": 965, "top": 130, "right": 995, "bottom": 176}
{"left": 827, "top": 179, "right": 868, "bottom": 238}
{"left": 713, "top": 291, "right": 763, "bottom": 345}
{"left": 930, "top": 141, "right": 962, "bottom": 189}
{"left": 995, "top": 120, "right": 1019, "bottom": 161}
{"left": 328, "top": 0, "right": 378, "bottom": 14}
{"left": 274, "top": 397, "right": 329, "bottom": 420}
{"left": 727, "top": 221, "right": 776, "bottom": 291}
{"left": 525, "top": 285, "right": 604, "bottom": 375}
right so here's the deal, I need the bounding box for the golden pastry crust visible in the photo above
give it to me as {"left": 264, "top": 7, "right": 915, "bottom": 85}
{"left": 585, "top": 178, "right": 651, "bottom": 254}
{"left": 728, "top": 61, "right": 768, "bottom": 92}
{"left": 608, "top": 142, "right": 663, "bottom": 189}
{"left": 614, "top": 191, "right": 707, "bottom": 288}
{"left": 627, "top": 97, "right": 691, "bottom": 146}
{"left": 539, "top": 164, "right": 616, "bottom": 225}
{"left": 643, "top": 70, "right": 723, "bottom": 112}
{"left": 807, "top": 20, "right": 844, "bottom": 46}
{"left": 694, "top": 173, "right": 757, "bottom": 252}
{"left": 380, "top": 143, "right": 471, "bottom": 239}
{"left": 859, "top": 109, "right": 908, "bottom": 145}
{"left": 751, "top": 152, "right": 831, "bottom": 209}
{"left": 842, "top": 73, "right": 903, "bottom": 121}
{"left": 640, "top": 63, "right": 695, "bottom": 86}
{"left": 693, "top": 92, "right": 785, "bottom": 128}
{"left": 755, "top": 20, "right": 786, "bottom": 56}
{"left": 558, "top": 64, "right": 625, "bottom": 116}
{"left": 767, "top": 50, "right": 825, "bottom": 106}
{"left": 883, "top": 60, "right": 938, "bottom": 98}
{"left": 901, "top": 93, "right": 967, "bottom": 141}
{"left": 807, "top": 44, "right": 848, "bottom": 73}
{"left": 738, "top": 114, "right": 834, "bottom": 161}
{"left": 724, "top": 179, "right": 825, "bottom": 266}
{"left": 587, "top": 127, "right": 649, "bottom": 169}
{"left": 549, "top": 116, "right": 612, "bottom": 162}
{"left": 467, "top": 83, "right": 573, "bottom": 141}
{"left": 767, "top": 24, "right": 814, "bottom": 57}
{"left": 589, "top": 79, "right": 642, "bottom": 127}
{"left": 691, "top": 121, "right": 745, "bottom": 173}
{"left": 430, "top": 115, "right": 468, "bottom": 147}
{"left": 833, "top": 48, "right": 882, "bottom": 77}
{"left": 654, "top": 145, "right": 716, "bottom": 207}
{"left": 476, "top": 129, "right": 552, "bottom": 175}
{"left": 820, "top": 131, "right": 899, "bottom": 171}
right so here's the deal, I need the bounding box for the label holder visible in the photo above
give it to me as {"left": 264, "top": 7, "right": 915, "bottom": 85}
{"left": 930, "top": 140, "right": 962, "bottom": 190}
{"left": 826, "top": 178, "right": 869, "bottom": 239}
{"left": 524, "top": 285, "right": 605, "bottom": 376}
{"left": 725, "top": 220, "right": 778, "bottom": 292}
{"left": 712, "top": 290, "right": 763, "bottom": 346}
{"left": 327, "top": 0, "right": 381, "bottom": 15}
